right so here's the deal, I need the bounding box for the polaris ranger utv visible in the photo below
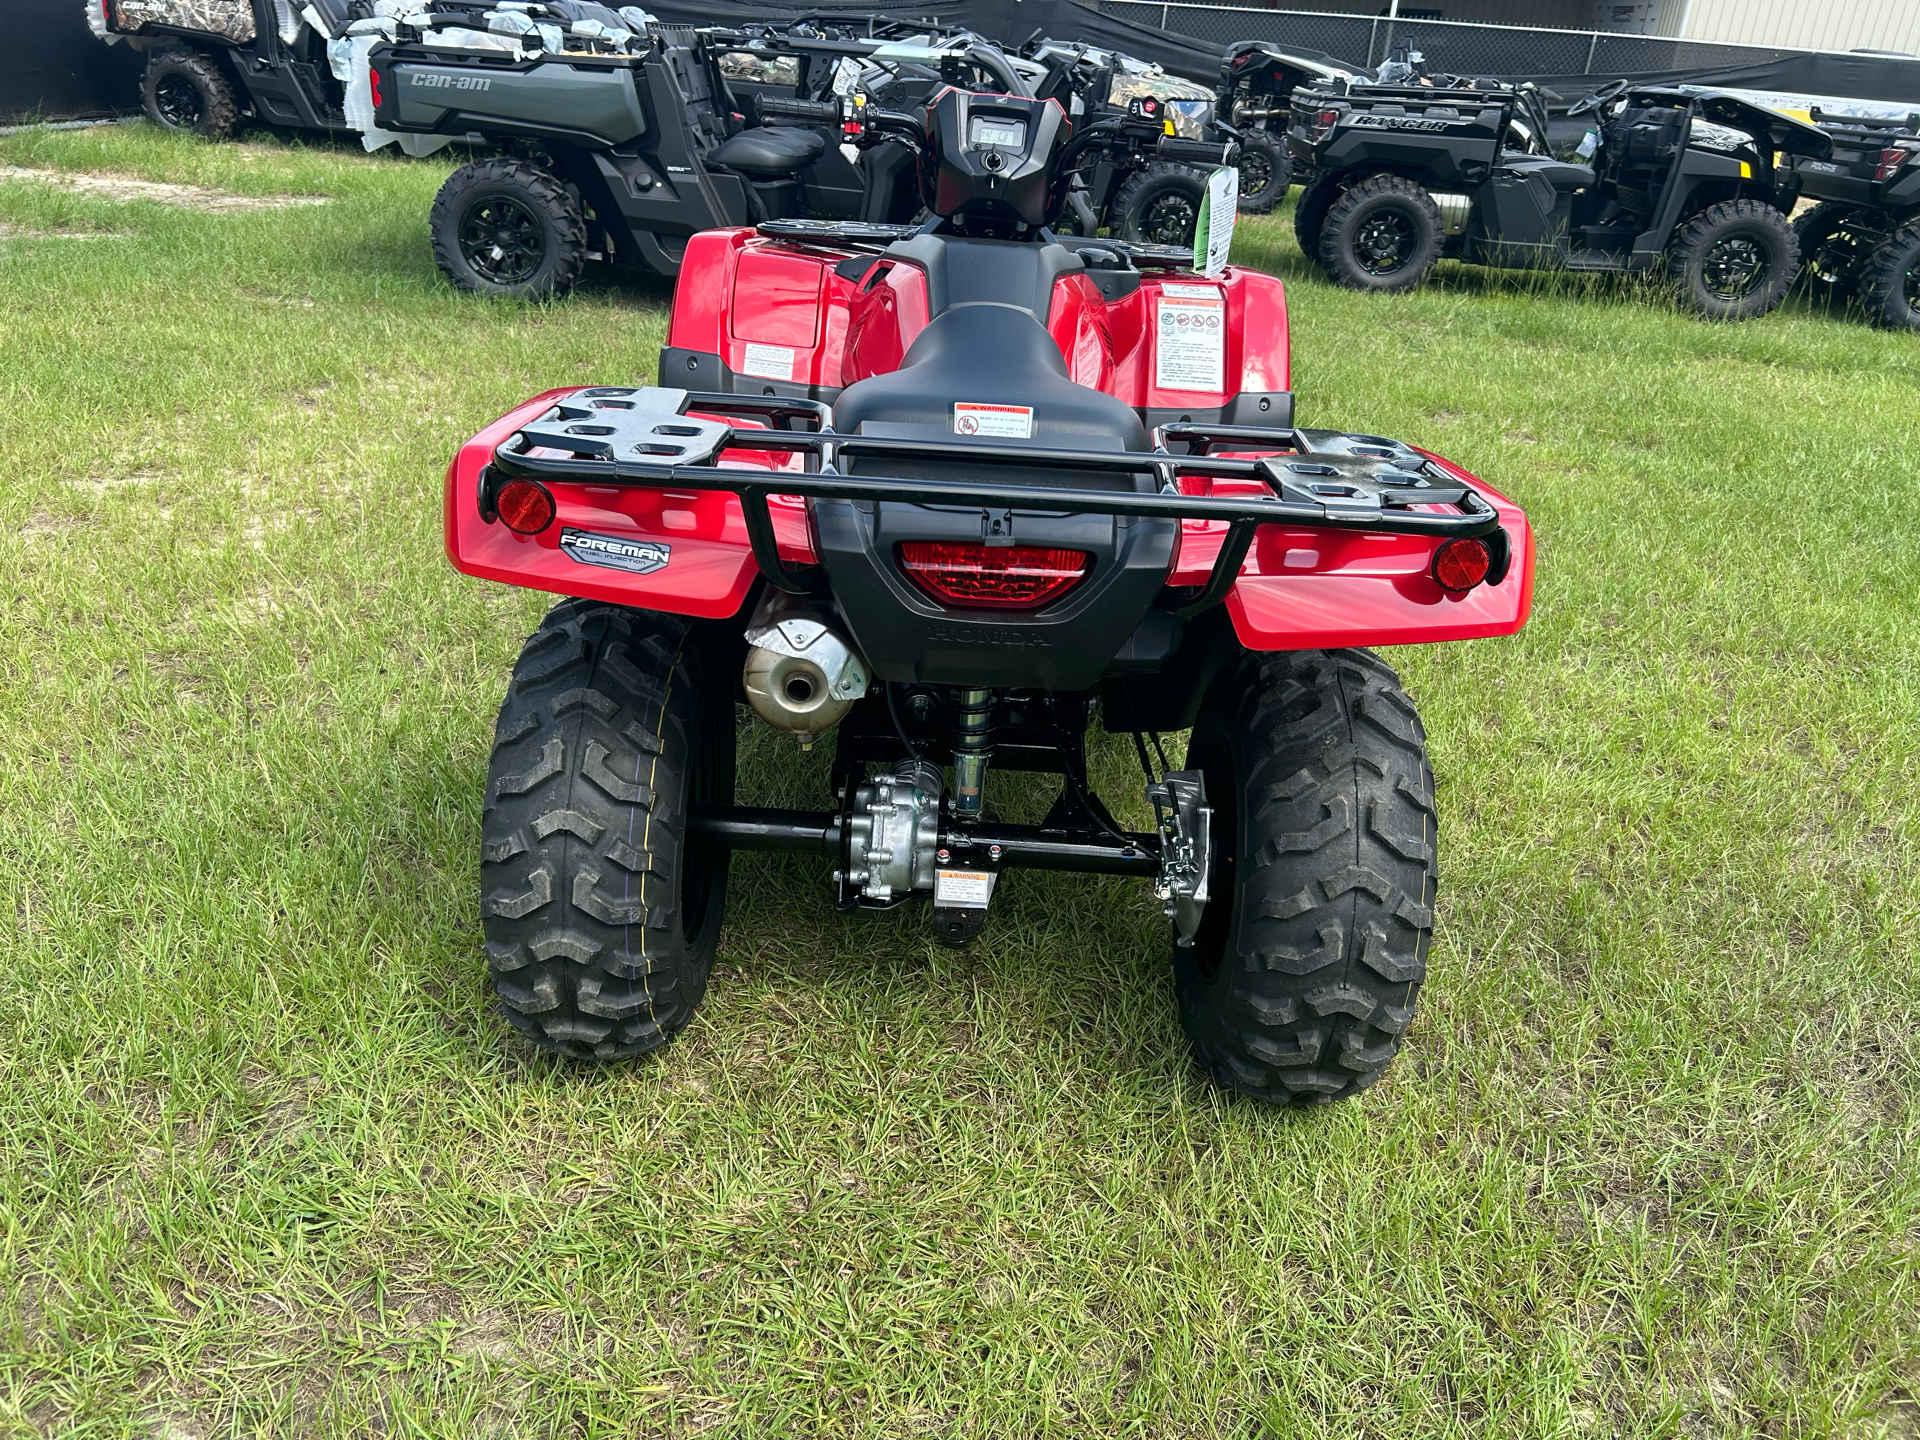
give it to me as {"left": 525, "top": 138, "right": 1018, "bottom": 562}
{"left": 1290, "top": 80, "right": 1831, "bottom": 320}
{"left": 441, "top": 85, "right": 1534, "bottom": 1104}
{"left": 1791, "top": 108, "right": 1920, "bottom": 330}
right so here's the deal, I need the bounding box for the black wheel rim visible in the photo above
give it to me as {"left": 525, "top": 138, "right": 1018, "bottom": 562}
{"left": 1354, "top": 208, "right": 1417, "bottom": 275}
{"left": 1141, "top": 192, "right": 1199, "bottom": 247}
{"left": 154, "top": 74, "right": 203, "bottom": 130}
{"left": 1237, "top": 151, "right": 1272, "bottom": 199}
{"left": 1808, "top": 233, "right": 1858, "bottom": 286}
{"left": 459, "top": 194, "right": 546, "bottom": 286}
{"left": 1701, "top": 233, "right": 1767, "bottom": 300}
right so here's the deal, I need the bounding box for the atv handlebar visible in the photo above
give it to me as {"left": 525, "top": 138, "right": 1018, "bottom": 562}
{"left": 755, "top": 94, "right": 845, "bottom": 125}
{"left": 1155, "top": 136, "right": 1233, "bottom": 166}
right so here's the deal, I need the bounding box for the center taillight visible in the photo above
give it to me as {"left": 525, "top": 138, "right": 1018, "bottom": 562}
{"left": 897, "top": 542, "right": 1090, "bottom": 609}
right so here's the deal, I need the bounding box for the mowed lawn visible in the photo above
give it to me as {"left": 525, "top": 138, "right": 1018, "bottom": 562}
{"left": 1, "top": 120, "right": 1917, "bottom": 1438}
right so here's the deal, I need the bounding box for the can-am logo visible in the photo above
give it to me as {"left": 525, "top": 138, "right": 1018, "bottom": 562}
{"left": 408, "top": 72, "right": 493, "bottom": 91}
{"left": 1347, "top": 113, "right": 1457, "bottom": 132}
{"left": 559, "top": 529, "right": 671, "bottom": 576}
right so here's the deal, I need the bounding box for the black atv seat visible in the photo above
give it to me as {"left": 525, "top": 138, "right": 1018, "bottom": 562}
{"left": 883, "top": 234, "right": 1088, "bottom": 320}
{"left": 710, "top": 126, "right": 828, "bottom": 177}
{"left": 1497, "top": 152, "right": 1595, "bottom": 190}
{"left": 833, "top": 303, "right": 1151, "bottom": 489}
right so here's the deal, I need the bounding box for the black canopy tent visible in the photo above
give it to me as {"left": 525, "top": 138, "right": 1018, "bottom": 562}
{"left": 3, "top": 0, "right": 144, "bottom": 123}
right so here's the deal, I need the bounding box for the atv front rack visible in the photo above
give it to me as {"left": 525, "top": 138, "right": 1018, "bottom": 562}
{"left": 486, "top": 386, "right": 1503, "bottom": 612}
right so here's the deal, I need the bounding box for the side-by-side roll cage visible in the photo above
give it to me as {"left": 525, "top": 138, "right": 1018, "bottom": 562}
{"left": 481, "top": 386, "right": 1514, "bottom": 616}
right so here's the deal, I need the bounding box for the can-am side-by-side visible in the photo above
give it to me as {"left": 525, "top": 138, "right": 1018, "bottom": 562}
{"left": 445, "top": 87, "right": 1535, "bottom": 1105}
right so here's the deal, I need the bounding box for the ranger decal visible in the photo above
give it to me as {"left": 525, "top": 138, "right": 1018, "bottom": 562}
{"left": 1346, "top": 114, "right": 1458, "bottom": 132}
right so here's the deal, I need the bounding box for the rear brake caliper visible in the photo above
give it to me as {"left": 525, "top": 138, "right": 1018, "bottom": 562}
{"left": 1147, "top": 772, "right": 1212, "bottom": 946}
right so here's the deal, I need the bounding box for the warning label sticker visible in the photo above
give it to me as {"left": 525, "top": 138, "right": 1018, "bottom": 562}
{"left": 953, "top": 402, "right": 1033, "bottom": 438}
{"left": 741, "top": 343, "right": 794, "bottom": 382}
{"left": 934, "top": 869, "right": 995, "bottom": 907}
{"left": 1155, "top": 292, "right": 1226, "bottom": 392}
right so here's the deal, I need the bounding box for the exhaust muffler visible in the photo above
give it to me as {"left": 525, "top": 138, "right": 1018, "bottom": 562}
{"left": 742, "top": 592, "right": 869, "bottom": 747}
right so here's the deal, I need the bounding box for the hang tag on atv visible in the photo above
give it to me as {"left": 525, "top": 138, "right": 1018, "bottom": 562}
{"left": 1154, "top": 286, "right": 1225, "bottom": 392}
{"left": 953, "top": 402, "right": 1033, "bottom": 439}
{"left": 1195, "top": 166, "right": 1237, "bottom": 279}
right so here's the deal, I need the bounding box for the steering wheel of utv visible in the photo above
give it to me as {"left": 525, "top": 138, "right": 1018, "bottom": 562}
{"left": 1569, "top": 79, "right": 1628, "bottom": 117}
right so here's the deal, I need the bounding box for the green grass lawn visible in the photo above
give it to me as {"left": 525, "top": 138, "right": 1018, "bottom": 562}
{"left": 1, "top": 121, "right": 1917, "bottom": 1438}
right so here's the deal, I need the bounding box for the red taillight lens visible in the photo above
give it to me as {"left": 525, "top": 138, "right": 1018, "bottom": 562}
{"left": 369, "top": 64, "right": 382, "bottom": 110}
{"left": 1432, "top": 536, "right": 1491, "bottom": 592}
{"left": 1875, "top": 145, "right": 1917, "bottom": 181}
{"left": 1311, "top": 107, "right": 1340, "bottom": 141}
{"left": 495, "top": 477, "right": 556, "bottom": 535}
{"left": 897, "top": 542, "right": 1090, "bottom": 609}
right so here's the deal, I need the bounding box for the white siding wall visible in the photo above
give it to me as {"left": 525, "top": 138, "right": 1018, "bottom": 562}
{"left": 1665, "top": 0, "right": 1920, "bottom": 52}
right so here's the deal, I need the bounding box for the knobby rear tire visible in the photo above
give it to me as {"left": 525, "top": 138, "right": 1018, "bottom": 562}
{"left": 1792, "top": 200, "right": 1863, "bottom": 299}
{"left": 141, "top": 49, "right": 238, "bottom": 141}
{"left": 1291, "top": 172, "right": 1340, "bottom": 262}
{"left": 1666, "top": 198, "right": 1798, "bottom": 321}
{"left": 481, "top": 601, "right": 732, "bottom": 1061}
{"left": 1176, "top": 649, "right": 1437, "bottom": 1105}
{"left": 1317, "top": 173, "right": 1443, "bottom": 293}
{"left": 431, "top": 156, "right": 588, "bottom": 301}
{"left": 1235, "top": 132, "right": 1293, "bottom": 214}
{"left": 1112, "top": 163, "right": 1209, "bottom": 248}
{"left": 1858, "top": 221, "right": 1920, "bottom": 331}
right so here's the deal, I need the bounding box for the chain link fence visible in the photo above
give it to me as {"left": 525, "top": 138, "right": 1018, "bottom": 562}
{"left": 1099, "top": 0, "right": 1803, "bottom": 77}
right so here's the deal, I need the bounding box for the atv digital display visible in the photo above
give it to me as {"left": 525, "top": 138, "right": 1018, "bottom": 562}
{"left": 970, "top": 115, "right": 1026, "bottom": 149}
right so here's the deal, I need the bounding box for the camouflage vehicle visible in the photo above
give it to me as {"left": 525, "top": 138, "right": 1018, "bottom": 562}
{"left": 1025, "top": 39, "right": 1219, "bottom": 246}
{"left": 87, "top": 0, "right": 360, "bottom": 137}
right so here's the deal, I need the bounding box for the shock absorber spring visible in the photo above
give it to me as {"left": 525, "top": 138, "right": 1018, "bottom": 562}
{"left": 951, "top": 687, "right": 993, "bottom": 817}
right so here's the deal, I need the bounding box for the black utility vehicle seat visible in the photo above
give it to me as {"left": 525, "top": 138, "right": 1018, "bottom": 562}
{"left": 834, "top": 303, "right": 1151, "bottom": 489}
{"left": 1496, "top": 152, "right": 1596, "bottom": 191}
{"left": 711, "top": 126, "right": 827, "bottom": 177}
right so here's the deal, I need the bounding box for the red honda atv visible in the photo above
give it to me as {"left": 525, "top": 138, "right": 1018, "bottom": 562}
{"left": 444, "top": 87, "right": 1534, "bottom": 1105}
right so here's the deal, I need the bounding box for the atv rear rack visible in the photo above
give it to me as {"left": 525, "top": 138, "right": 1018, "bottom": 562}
{"left": 485, "top": 386, "right": 1503, "bottom": 611}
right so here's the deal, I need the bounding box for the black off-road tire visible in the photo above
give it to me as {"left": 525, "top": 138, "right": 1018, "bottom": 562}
{"left": 431, "top": 157, "right": 588, "bottom": 300}
{"left": 1318, "top": 173, "right": 1443, "bottom": 293}
{"left": 1291, "top": 172, "right": 1341, "bottom": 262}
{"left": 141, "top": 49, "right": 238, "bottom": 141}
{"left": 1176, "top": 649, "right": 1437, "bottom": 1105}
{"left": 1858, "top": 221, "right": 1920, "bottom": 331}
{"left": 1112, "top": 163, "right": 1208, "bottom": 248}
{"left": 1235, "top": 132, "right": 1293, "bottom": 214}
{"left": 481, "top": 601, "right": 733, "bottom": 1061}
{"left": 1793, "top": 200, "right": 1864, "bottom": 299}
{"left": 1666, "top": 198, "right": 1799, "bottom": 320}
